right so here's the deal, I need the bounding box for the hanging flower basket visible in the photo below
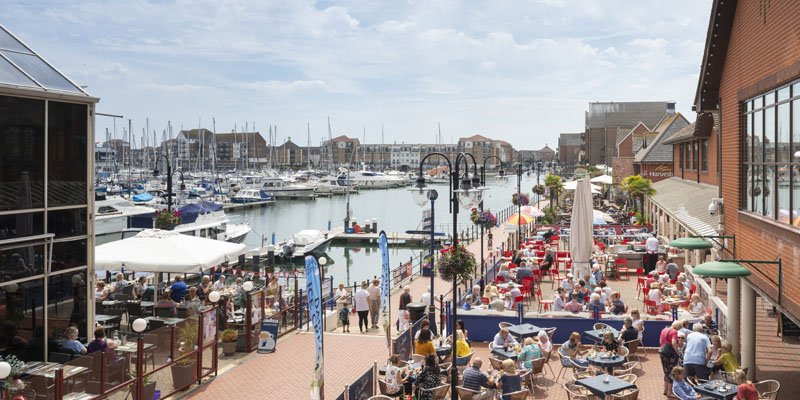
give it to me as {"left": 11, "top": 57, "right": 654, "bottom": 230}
{"left": 531, "top": 184, "right": 546, "bottom": 196}
{"left": 437, "top": 245, "right": 477, "bottom": 284}
{"left": 511, "top": 193, "right": 530, "bottom": 206}
{"left": 470, "top": 208, "right": 497, "bottom": 230}
{"left": 154, "top": 209, "right": 181, "bottom": 230}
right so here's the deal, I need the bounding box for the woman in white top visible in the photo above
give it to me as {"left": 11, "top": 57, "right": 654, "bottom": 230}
{"left": 384, "top": 355, "right": 409, "bottom": 395}
{"left": 95, "top": 281, "right": 109, "bottom": 301}
{"left": 689, "top": 293, "right": 705, "bottom": 315}
{"left": 537, "top": 330, "right": 553, "bottom": 353}
{"left": 630, "top": 308, "right": 645, "bottom": 343}
{"left": 212, "top": 275, "right": 227, "bottom": 292}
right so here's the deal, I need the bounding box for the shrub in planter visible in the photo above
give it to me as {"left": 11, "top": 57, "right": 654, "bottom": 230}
{"left": 220, "top": 329, "right": 238, "bottom": 356}
{"left": 171, "top": 323, "right": 198, "bottom": 390}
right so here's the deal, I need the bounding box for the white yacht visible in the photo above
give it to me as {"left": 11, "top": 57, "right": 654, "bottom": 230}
{"left": 314, "top": 175, "right": 359, "bottom": 195}
{"left": 349, "top": 170, "right": 404, "bottom": 189}
{"left": 95, "top": 197, "right": 156, "bottom": 242}
{"left": 125, "top": 201, "right": 251, "bottom": 243}
{"left": 261, "top": 176, "right": 317, "bottom": 199}
{"left": 230, "top": 188, "right": 275, "bottom": 204}
{"left": 271, "top": 229, "right": 334, "bottom": 260}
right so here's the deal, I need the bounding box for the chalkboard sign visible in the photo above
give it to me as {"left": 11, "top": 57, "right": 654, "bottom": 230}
{"left": 780, "top": 313, "right": 800, "bottom": 337}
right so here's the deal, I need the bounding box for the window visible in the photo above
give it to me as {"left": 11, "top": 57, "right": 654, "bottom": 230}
{"left": 0, "top": 95, "right": 45, "bottom": 211}
{"left": 692, "top": 142, "right": 699, "bottom": 170}
{"left": 679, "top": 145, "right": 684, "bottom": 171}
{"left": 684, "top": 143, "right": 691, "bottom": 170}
{"left": 742, "top": 79, "right": 800, "bottom": 226}
{"left": 701, "top": 140, "right": 709, "bottom": 172}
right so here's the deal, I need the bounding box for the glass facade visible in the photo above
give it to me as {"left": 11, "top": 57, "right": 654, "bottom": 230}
{"left": 0, "top": 93, "right": 92, "bottom": 365}
{"left": 742, "top": 77, "right": 800, "bottom": 227}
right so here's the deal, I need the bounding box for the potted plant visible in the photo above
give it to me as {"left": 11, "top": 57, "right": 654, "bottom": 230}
{"left": 0, "top": 355, "right": 26, "bottom": 393}
{"left": 170, "top": 323, "right": 197, "bottom": 391}
{"left": 436, "top": 244, "right": 477, "bottom": 284}
{"left": 511, "top": 193, "right": 530, "bottom": 206}
{"left": 220, "top": 329, "right": 238, "bottom": 356}
{"left": 129, "top": 372, "right": 156, "bottom": 400}
{"left": 154, "top": 209, "right": 181, "bottom": 230}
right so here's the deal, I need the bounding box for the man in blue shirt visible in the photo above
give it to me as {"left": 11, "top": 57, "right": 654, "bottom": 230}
{"left": 461, "top": 358, "right": 495, "bottom": 399}
{"left": 682, "top": 323, "right": 712, "bottom": 380}
{"left": 491, "top": 328, "right": 518, "bottom": 350}
{"left": 170, "top": 275, "right": 189, "bottom": 302}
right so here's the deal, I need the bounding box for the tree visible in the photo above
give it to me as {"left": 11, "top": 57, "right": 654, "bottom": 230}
{"left": 620, "top": 175, "right": 655, "bottom": 213}
{"left": 544, "top": 174, "right": 563, "bottom": 213}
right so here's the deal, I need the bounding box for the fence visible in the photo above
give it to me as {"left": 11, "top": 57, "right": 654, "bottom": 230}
{"left": 684, "top": 264, "right": 728, "bottom": 338}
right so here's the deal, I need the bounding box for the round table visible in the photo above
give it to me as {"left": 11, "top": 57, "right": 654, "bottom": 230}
{"left": 587, "top": 352, "right": 626, "bottom": 373}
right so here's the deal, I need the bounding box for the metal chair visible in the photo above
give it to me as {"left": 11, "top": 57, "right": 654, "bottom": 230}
{"left": 616, "top": 373, "right": 637, "bottom": 384}
{"left": 49, "top": 352, "right": 72, "bottom": 364}
{"left": 154, "top": 307, "right": 175, "bottom": 318}
{"left": 563, "top": 383, "right": 600, "bottom": 400}
{"left": 455, "top": 386, "right": 482, "bottom": 400}
{"left": 419, "top": 383, "right": 450, "bottom": 400}
{"left": 530, "top": 357, "right": 546, "bottom": 386}
{"left": 622, "top": 339, "right": 641, "bottom": 364}
{"left": 377, "top": 379, "right": 403, "bottom": 398}
{"left": 412, "top": 354, "right": 426, "bottom": 364}
{"left": 755, "top": 379, "right": 780, "bottom": 400}
{"left": 612, "top": 361, "right": 638, "bottom": 377}
{"left": 505, "top": 389, "right": 528, "bottom": 400}
{"left": 499, "top": 322, "right": 513, "bottom": 330}
{"left": 455, "top": 351, "right": 474, "bottom": 374}
{"left": 592, "top": 323, "right": 610, "bottom": 331}
{"left": 609, "top": 387, "right": 639, "bottom": 400}
{"left": 126, "top": 302, "right": 144, "bottom": 330}
{"left": 489, "top": 357, "right": 505, "bottom": 372}
{"left": 367, "top": 396, "right": 393, "bottom": 400}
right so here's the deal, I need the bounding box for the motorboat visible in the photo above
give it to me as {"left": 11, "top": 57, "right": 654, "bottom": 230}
{"left": 314, "top": 174, "right": 359, "bottom": 195}
{"left": 273, "top": 229, "right": 334, "bottom": 260}
{"left": 95, "top": 197, "right": 156, "bottom": 240}
{"left": 229, "top": 188, "right": 275, "bottom": 204}
{"left": 349, "top": 170, "right": 404, "bottom": 189}
{"left": 126, "top": 201, "right": 251, "bottom": 243}
{"left": 260, "top": 177, "right": 317, "bottom": 199}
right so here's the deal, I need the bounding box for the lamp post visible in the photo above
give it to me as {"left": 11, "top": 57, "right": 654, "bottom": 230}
{"left": 131, "top": 318, "right": 148, "bottom": 400}
{"left": 479, "top": 156, "right": 503, "bottom": 279}
{"left": 408, "top": 184, "right": 438, "bottom": 327}
{"left": 153, "top": 153, "right": 185, "bottom": 212}
{"left": 516, "top": 157, "right": 535, "bottom": 244}
{"left": 411, "top": 152, "right": 485, "bottom": 400}
{"left": 535, "top": 160, "right": 543, "bottom": 209}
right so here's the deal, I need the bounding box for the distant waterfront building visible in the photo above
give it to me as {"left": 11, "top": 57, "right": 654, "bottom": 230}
{"left": 272, "top": 138, "right": 306, "bottom": 167}
{"left": 321, "top": 135, "right": 360, "bottom": 167}
{"left": 583, "top": 101, "right": 674, "bottom": 166}
{"left": 557, "top": 133, "right": 582, "bottom": 166}
{"left": 176, "top": 128, "right": 215, "bottom": 170}
{"left": 214, "top": 131, "right": 267, "bottom": 170}
{"left": 631, "top": 112, "right": 689, "bottom": 183}
{"left": 520, "top": 145, "right": 556, "bottom": 164}
{"left": 0, "top": 23, "right": 97, "bottom": 362}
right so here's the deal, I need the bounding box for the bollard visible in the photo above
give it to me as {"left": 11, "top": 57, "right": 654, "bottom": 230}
{"left": 271, "top": 232, "right": 276, "bottom": 245}
{"left": 372, "top": 218, "right": 378, "bottom": 232}
{"left": 327, "top": 220, "right": 332, "bottom": 231}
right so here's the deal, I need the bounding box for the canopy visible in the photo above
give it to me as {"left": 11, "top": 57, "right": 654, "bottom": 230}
{"left": 564, "top": 180, "right": 602, "bottom": 192}
{"left": 693, "top": 261, "right": 751, "bottom": 278}
{"left": 94, "top": 229, "right": 247, "bottom": 273}
{"left": 520, "top": 206, "right": 545, "bottom": 217}
{"left": 669, "top": 237, "right": 713, "bottom": 250}
{"left": 590, "top": 174, "right": 613, "bottom": 185}
{"left": 570, "top": 177, "right": 594, "bottom": 278}
{"left": 593, "top": 209, "right": 614, "bottom": 225}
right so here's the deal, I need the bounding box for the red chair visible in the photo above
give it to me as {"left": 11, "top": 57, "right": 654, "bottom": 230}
{"left": 503, "top": 251, "right": 513, "bottom": 258}
{"left": 642, "top": 287, "right": 650, "bottom": 304}
{"left": 644, "top": 299, "right": 659, "bottom": 315}
{"left": 535, "top": 251, "right": 546, "bottom": 258}
{"left": 615, "top": 258, "right": 630, "bottom": 280}
{"left": 538, "top": 288, "right": 553, "bottom": 313}
{"left": 508, "top": 263, "right": 518, "bottom": 270}
{"left": 513, "top": 295, "right": 524, "bottom": 309}
{"left": 496, "top": 275, "right": 506, "bottom": 283}
{"left": 690, "top": 283, "right": 697, "bottom": 296}
{"left": 635, "top": 268, "right": 646, "bottom": 298}
{"left": 481, "top": 297, "right": 490, "bottom": 305}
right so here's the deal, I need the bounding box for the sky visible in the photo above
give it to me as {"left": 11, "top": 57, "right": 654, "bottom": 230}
{"left": 1, "top": 0, "right": 712, "bottom": 150}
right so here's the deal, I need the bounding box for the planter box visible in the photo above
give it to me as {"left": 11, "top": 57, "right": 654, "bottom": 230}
{"left": 221, "top": 341, "right": 237, "bottom": 355}
{"left": 132, "top": 381, "right": 157, "bottom": 400}
{"left": 171, "top": 362, "right": 196, "bottom": 391}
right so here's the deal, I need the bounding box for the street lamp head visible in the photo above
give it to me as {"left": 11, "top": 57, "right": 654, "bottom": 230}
{"left": 427, "top": 189, "right": 439, "bottom": 201}
{"left": 408, "top": 177, "right": 431, "bottom": 207}
{"left": 317, "top": 256, "right": 327, "bottom": 266}
{"left": 153, "top": 169, "right": 159, "bottom": 177}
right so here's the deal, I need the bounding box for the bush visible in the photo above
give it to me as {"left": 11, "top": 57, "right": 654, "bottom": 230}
{"left": 220, "top": 329, "right": 238, "bottom": 343}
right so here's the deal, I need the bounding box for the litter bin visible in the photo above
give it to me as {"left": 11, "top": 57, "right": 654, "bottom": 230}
{"left": 406, "top": 302, "right": 428, "bottom": 324}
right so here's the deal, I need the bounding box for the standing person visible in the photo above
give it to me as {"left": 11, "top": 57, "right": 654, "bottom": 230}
{"left": 660, "top": 331, "right": 685, "bottom": 397}
{"left": 398, "top": 285, "right": 412, "bottom": 331}
{"left": 645, "top": 233, "right": 659, "bottom": 274}
{"left": 683, "top": 323, "right": 712, "bottom": 381}
{"left": 368, "top": 279, "right": 381, "bottom": 329}
{"left": 353, "top": 282, "right": 370, "bottom": 333}
{"left": 338, "top": 302, "right": 351, "bottom": 333}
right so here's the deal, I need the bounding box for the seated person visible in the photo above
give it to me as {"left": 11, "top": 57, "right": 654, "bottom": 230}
{"left": 156, "top": 291, "right": 178, "bottom": 316}
{"left": 583, "top": 273, "right": 597, "bottom": 292}
{"left": 466, "top": 285, "right": 483, "bottom": 306}
{"left": 212, "top": 275, "right": 227, "bottom": 292}
{"left": 514, "top": 263, "right": 533, "bottom": 283}
{"left": 87, "top": 328, "right": 118, "bottom": 353}
{"left": 414, "top": 328, "right": 436, "bottom": 356}
{"left": 484, "top": 281, "right": 498, "bottom": 299}
{"left": 560, "top": 274, "right": 575, "bottom": 292}
{"left": 61, "top": 326, "right": 87, "bottom": 355}
{"left": 497, "top": 359, "right": 522, "bottom": 400}
{"left": 648, "top": 282, "right": 668, "bottom": 313}
{"left": 523, "top": 245, "right": 535, "bottom": 258}
{"left": 517, "top": 337, "right": 542, "bottom": 370}
{"left": 599, "top": 331, "right": 621, "bottom": 354}
{"left": 507, "top": 283, "right": 522, "bottom": 301}
{"left": 609, "top": 292, "right": 626, "bottom": 315}
{"left": 577, "top": 281, "right": 591, "bottom": 301}
{"left": 552, "top": 288, "right": 567, "bottom": 311}
{"left": 655, "top": 255, "right": 667, "bottom": 274}
{"left": 673, "top": 281, "right": 689, "bottom": 300}
{"left": 491, "top": 328, "right": 518, "bottom": 350}
{"left": 562, "top": 332, "right": 588, "bottom": 367}
{"left": 170, "top": 275, "right": 189, "bottom": 302}
{"left": 645, "top": 271, "right": 658, "bottom": 291}
{"left": 712, "top": 342, "right": 740, "bottom": 374}
{"left": 455, "top": 330, "right": 471, "bottom": 357}
{"left": 537, "top": 331, "right": 553, "bottom": 353}
{"left": 511, "top": 250, "right": 524, "bottom": 266}
{"left": 703, "top": 314, "right": 718, "bottom": 335}
{"left": 666, "top": 259, "right": 680, "bottom": 281}
{"left": 734, "top": 369, "right": 759, "bottom": 400}
{"left": 585, "top": 293, "right": 605, "bottom": 313}
{"left": 538, "top": 249, "right": 554, "bottom": 272}
{"left": 591, "top": 264, "right": 604, "bottom": 285}
{"left": 563, "top": 297, "right": 583, "bottom": 313}
{"left": 112, "top": 273, "right": 129, "bottom": 298}
{"left": 183, "top": 286, "right": 203, "bottom": 316}
{"left": 95, "top": 281, "right": 109, "bottom": 301}
{"left": 496, "top": 265, "right": 514, "bottom": 282}
{"left": 462, "top": 359, "right": 496, "bottom": 398}
{"left": 384, "top": 355, "right": 411, "bottom": 396}
{"left": 489, "top": 295, "right": 506, "bottom": 311}
{"left": 568, "top": 287, "right": 584, "bottom": 304}
{"left": 689, "top": 293, "right": 705, "bottom": 315}
{"left": 416, "top": 354, "right": 443, "bottom": 396}
{"left": 620, "top": 317, "right": 639, "bottom": 344}
{"left": 671, "top": 366, "right": 702, "bottom": 400}
{"left": 598, "top": 280, "right": 613, "bottom": 298}
{"left": 133, "top": 276, "right": 148, "bottom": 299}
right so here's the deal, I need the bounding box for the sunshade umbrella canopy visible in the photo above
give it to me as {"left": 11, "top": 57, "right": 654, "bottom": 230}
{"left": 564, "top": 180, "right": 602, "bottom": 192}
{"left": 593, "top": 209, "right": 614, "bottom": 223}
{"left": 570, "top": 178, "right": 594, "bottom": 278}
{"left": 669, "top": 237, "right": 713, "bottom": 250}
{"left": 506, "top": 212, "right": 534, "bottom": 225}
{"left": 590, "top": 174, "right": 613, "bottom": 184}
{"left": 95, "top": 229, "right": 248, "bottom": 273}
{"left": 520, "top": 206, "right": 545, "bottom": 217}
{"left": 693, "top": 261, "right": 751, "bottom": 278}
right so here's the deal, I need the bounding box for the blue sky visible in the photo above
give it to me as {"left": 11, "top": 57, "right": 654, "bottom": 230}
{"left": 2, "top": 0, "right": 712, "bottom": 150}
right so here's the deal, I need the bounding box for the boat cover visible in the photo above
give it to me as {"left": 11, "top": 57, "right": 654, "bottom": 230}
{"left": 293, "top": 229, "right": 324, "bottom": 245}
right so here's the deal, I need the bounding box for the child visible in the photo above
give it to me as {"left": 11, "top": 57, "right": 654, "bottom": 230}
{"left": 339, "top": 302, "right": 351, "bottom": 333}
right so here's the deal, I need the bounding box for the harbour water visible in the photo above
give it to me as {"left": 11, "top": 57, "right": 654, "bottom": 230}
{"left": 227, "top": 174, "right": 544, "bottom": 287}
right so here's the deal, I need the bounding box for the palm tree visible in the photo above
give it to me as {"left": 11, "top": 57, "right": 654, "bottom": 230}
{"left": 620, "top": 174, "right": 655, "bottom": 213}
{"left": 544, "top": 174, "right": 563, "bottom": 213}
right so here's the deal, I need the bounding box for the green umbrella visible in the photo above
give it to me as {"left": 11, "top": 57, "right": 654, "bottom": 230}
{"left": 693, "top": 261, "right": 751, "bottom": 278}
{"left": 669, "top": 237, "right": 713, "bottom": 250}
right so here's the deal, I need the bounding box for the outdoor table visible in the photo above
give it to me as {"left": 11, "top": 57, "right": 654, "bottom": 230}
{"left": 575, "top": 373, "right": 636, "bottom": 398}
{"left": 144, "top": 316, "right": 186, "bottom": 326}
{"left": 583, "top": 328, "right": 619, "bottom": 343}
{"left": 140, "top": 301, "right": 155, "bottom": 308}
{"left": 507, "top": 323, "right": 543, "bottom": 340}
{"left": 435, "top": 345, "right": 451, "bottom": 357}
{"left": 663, "top": 297, "right": 684, "bottom": 320}
{"left": 586, "top": 351, "right": 626, "bottom": 374}
{"left": 490, "top": 347, "right": 518, "bottom": 361}
{"left": 20, "top": 362, "right": 88, "bottom": 380}
{"left": 95, "top": 314, "right": 121, "bottom": 323}
{"left": 693, "top": 380, "right": 738, "bottom": 400}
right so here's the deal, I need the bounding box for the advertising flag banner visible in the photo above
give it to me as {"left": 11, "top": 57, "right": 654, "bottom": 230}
{"left": 379, "top": 231, "right": 391, "bottom": 351}
{"left": 305, "top": 256, "right": 324, "bottom": 400}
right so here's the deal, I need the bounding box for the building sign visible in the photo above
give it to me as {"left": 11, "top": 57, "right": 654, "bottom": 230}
{"left": 643, "top": 164, "right": 673, "bottom": 179}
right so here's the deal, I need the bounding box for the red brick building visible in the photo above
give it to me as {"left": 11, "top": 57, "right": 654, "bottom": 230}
{"left": 690, "top": 0, "right": 800, "bottom": 378}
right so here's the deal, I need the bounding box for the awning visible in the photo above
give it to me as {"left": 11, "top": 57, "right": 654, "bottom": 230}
{"left": 670, "top": 237, "right": 713, "bottom": 250}
{"left": 650, "top": 178, "right": 719, "bottom": 237}
{"left": 693, "top": 261, "right": 751, "bottom": 278}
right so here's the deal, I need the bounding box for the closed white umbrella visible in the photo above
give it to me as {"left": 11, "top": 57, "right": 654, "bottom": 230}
{"left": 569, "top": 178, "right": 594, "bottom": 278}
{"left": 564, "top": 180, "right": 602, "bottom": 192}
{"left": 95, "top": 229, "right": 248, "bottom": 273}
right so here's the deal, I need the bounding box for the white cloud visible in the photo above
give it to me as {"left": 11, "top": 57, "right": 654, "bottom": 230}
{"left": 241, "top": 80, "right": 331, "bottom": 93}
{"left": 627, "top": 38, "right": 669, "bottom": 49}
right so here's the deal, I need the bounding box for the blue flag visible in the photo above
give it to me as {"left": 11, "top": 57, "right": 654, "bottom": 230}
{"left": 379, "top": 231, "right": 391, "bottom": 350}
{"left": 305, "top": 256, "right": 324, "bottom": 400}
